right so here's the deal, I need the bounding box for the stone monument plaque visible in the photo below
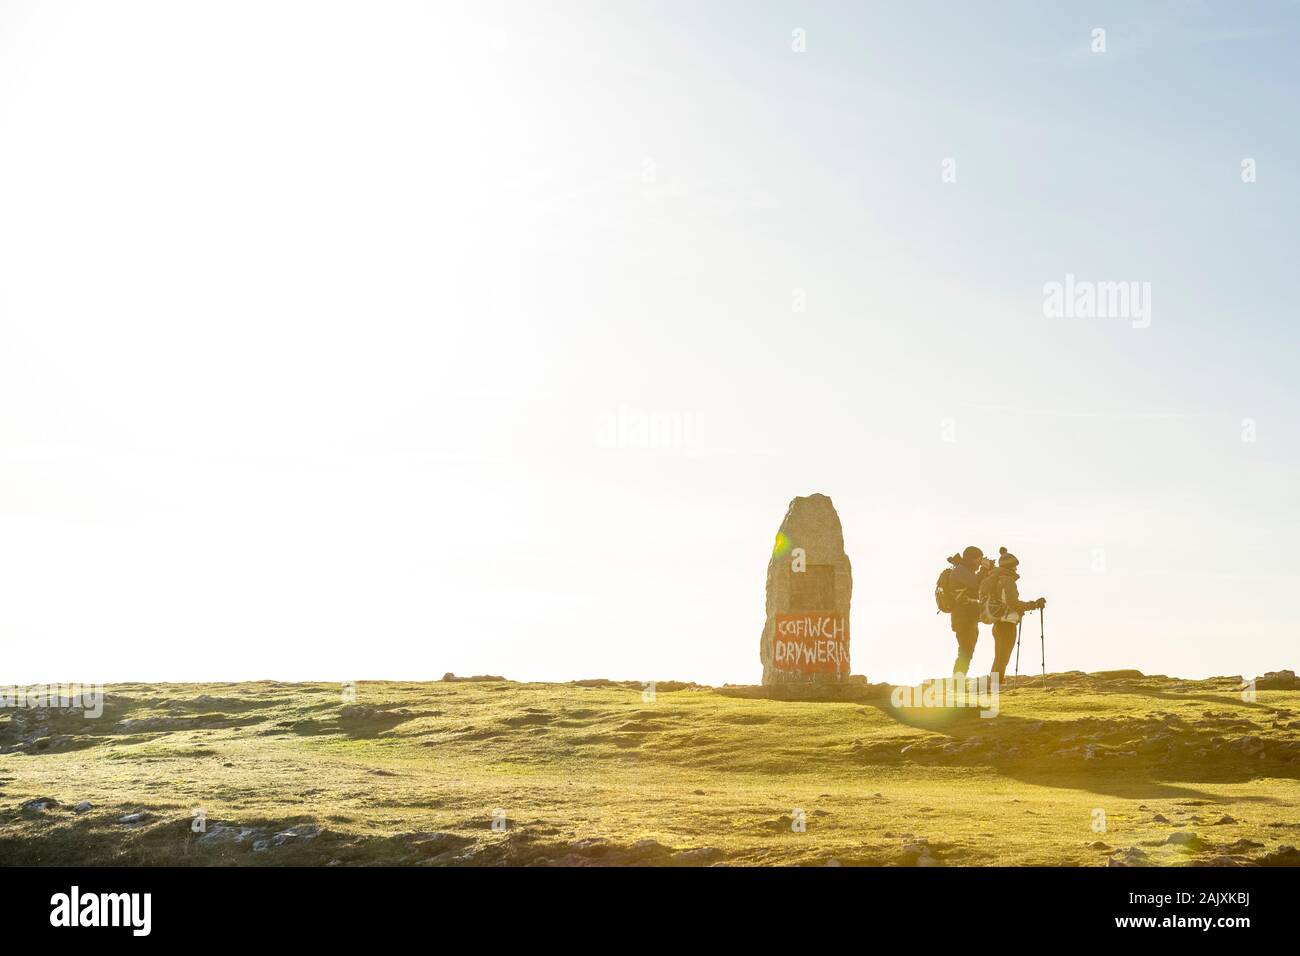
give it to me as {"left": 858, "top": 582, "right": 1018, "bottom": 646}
{"left": 760, "top": 493, "right": 852, "bottom": 685}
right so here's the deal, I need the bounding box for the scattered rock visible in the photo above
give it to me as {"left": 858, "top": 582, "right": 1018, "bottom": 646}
{"left": 20, "top": 797, "right": 59, "bottom": 813}
{"left": 72, "top": 801, "right": 93, "bottom": 813}
{"left": 1258, "top": 845, "right": 1300, "bottom": 866}
{"left": 1253, "top": 670, "right": 1297, "bottom": 690}
{"left": 1108, "top": 847, "right": 1149, "bottom": 867}
{"left": 1165, "top": 831, "right": 1204, "bottom": 850}
{"left": 339, "top": 705, "right": 380, "bottom": 720}
{"left": 768, "top": 813, "right": 803, "bottom": 832}
{"left": 1229, "top": 736, "right": 1266, "bottom": 757}
{"left": 196, "top": 823, "right": 265, "bottom": 847}
{"left": 898, "top": 839, "right": 940, "bottom": 866}
{"left": 1223, "top": 839, "right": 1263, "bottom": 851}
{"left": 115, "top": 714, "right": 242, "bottom": 733}
{"left": 398, "top": 831, "right": 471, "bottom": 856}
{"left": 630, "top": 838, "right": 664, "bottom": 852}
{"left": 267, "top": 824, "right": 320, "bottom": 847}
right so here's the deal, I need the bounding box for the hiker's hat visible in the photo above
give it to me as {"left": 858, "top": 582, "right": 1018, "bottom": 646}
{"left": 997, "top": 546, "right": 1019, "bottom": 567}
{"left": 962, "top": 545, "right": 983, "bottom": 561}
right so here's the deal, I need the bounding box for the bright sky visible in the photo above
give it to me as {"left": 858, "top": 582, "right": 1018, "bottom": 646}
{"left": 1, "top": 1, "right": 1296, "bottom": 685}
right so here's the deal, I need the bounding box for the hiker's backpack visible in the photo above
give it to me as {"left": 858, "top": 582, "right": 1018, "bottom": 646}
{"left": 934, "top": 566, "right": 955, "bottom": 613}
{"left": 979, "top": 573, "right": 1019, "bottom": 625}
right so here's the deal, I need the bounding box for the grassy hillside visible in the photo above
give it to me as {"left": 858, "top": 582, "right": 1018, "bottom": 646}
{"left": 3, "top": 672, "right": 1299, "bottom": 866}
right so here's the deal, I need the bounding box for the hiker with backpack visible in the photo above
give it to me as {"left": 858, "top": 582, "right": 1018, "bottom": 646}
{"left": 935, "top": 546, "right": 993, "bottom": 676}
{"left": 978, "top": 547, "right": 1046, "bottom": 681}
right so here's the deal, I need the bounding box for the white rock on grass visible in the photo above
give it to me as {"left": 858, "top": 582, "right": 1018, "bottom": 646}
{"left": 253, "top": 824, "right": 322, "bottom": 852}
{"left": 197, "top": 823, "right": 264, "bottom": 846}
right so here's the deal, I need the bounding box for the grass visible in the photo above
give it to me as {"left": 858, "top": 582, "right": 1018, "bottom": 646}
{"left": 2, "top": 672, "right": 1298, "bottom": 866}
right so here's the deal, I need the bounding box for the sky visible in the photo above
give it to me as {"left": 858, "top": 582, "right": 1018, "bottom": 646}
{"left": 0, "top": 0, "right": 1297, "bottom": 685}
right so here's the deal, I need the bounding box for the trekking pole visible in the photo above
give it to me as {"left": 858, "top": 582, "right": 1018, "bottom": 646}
{"left": 1039, "top": 607, "right": 1046, "bottom": 686}
{"left": 1014, "top": 619, "right": 1022, "bottom": 676}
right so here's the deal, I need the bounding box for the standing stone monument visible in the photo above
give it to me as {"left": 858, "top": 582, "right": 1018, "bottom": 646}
{"left": 760, "top": 493, "right": 853, "bottom": 686}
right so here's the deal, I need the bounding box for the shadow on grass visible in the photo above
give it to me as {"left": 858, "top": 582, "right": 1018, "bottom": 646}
{"left": 865, "top": 699, "right": 1298, "bottom": 803}
{"left": 1118, "top": 686, "right": 1276, "bottom": 712}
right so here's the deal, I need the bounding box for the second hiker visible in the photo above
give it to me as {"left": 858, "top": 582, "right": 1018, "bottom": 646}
{"left": 979, "top": 547, "right": 1046, "bottom": 681}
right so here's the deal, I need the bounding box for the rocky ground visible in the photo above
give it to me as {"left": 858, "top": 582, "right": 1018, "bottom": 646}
{"left": 2, "top": 670, "right": 1298, "bottom": 866}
